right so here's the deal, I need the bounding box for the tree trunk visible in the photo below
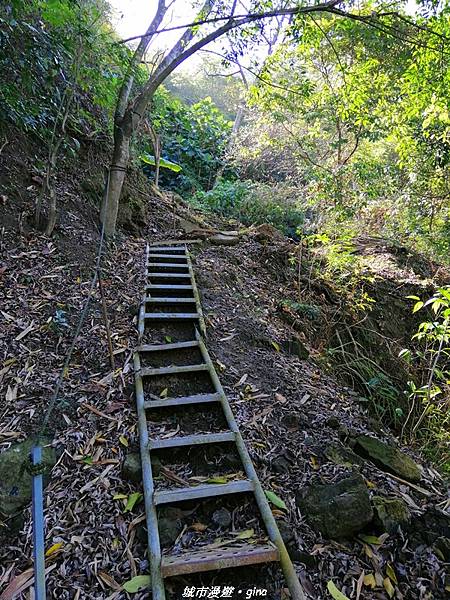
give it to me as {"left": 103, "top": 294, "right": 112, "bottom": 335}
{"left": 213, "top": 102, "right": 245, "bottom": 186}
{"left": 102, "top": 0, "right": 342, "bottom": 235}
{"left": 101, "top": 127, "right": 131, "bottom": 236}
{"left": 45, "top": 187, "right": 57, "bottom": 236}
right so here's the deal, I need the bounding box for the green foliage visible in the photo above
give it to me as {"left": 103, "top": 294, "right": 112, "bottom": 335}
{"left": 305, "top": 230, "right": 376, "bottom": 312}
{"left": 191, "top": 179, "right": 250, "bottom": 215}
{"left": 1, "top": 1, "right": 70, "bottom": 130}
{"left": 230, "top": 6, "right": 450, "bottom": 263}
{"left": 281, "top": 300, "right": 321, "bottom": 321}
{"left": 140, "top": 154, "right": 182, "bottom": 173}
{"left": 326, "top": 339, "right": 404, "bottom": 428}
{"left": 400, "top": 288, "right": 450, "bottom": 471}
{"left": 143, "top": 90, "right": 232, "bottom": 194}
{"left": 0, "top": 0, "right": 130, "bottom": 136}
{"left": 166, "top": 56, "right": 245, "bottom": 120}
{"left": 191, "top": 179, "right": 305, "bottom": 234}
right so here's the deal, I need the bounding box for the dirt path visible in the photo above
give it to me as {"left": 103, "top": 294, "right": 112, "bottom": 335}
{"left": 0, "top": 212, "right": 448, "bottom": 599}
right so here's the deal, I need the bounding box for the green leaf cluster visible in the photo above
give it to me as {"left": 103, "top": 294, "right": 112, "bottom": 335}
{"left": 0, "top": 0, "right": 132, "bottom": 137}
{"left": 142, "top": 90, "right": 233, "bottom": 194}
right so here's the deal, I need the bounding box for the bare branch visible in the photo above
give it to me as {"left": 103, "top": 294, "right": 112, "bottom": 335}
{"left": 115, "top": 0, "right": 167, "bottom": 124}
{"left": 118, "top": 1, "right": 344, "bottom": 44}
{"left": 200, "top": 48, "right": 309, "bottom": 97}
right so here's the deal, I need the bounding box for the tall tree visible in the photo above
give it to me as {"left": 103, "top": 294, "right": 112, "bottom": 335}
{"left": 100, "top": 0, "right": 365, "bottom": 235}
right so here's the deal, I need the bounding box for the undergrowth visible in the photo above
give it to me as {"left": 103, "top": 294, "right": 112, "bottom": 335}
{"left": 190, "top": 179, "right": 305, "bottom": 235}
{"left": 314, "top": 241, "right": 449, "bottom": 472}
{"left": 400, "top": 288, "right": 450, "bottom": 473}
{"left": 303, "top": 231, "right": 410, "bottom": 434}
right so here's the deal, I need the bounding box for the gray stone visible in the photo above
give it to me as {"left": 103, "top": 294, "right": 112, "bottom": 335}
{"left": 212, "top": 508, "right": 231, "bottom": 528}
{"left": 324, "top": 443, "right": 363, "bottom": 467}
{"left": 210, "top": 233, "right": 240, "bottom": 246}
{"left": 355, "top": 435, "right": 421, "bottom": 482}
{"left": 278, "top": 520, "right": 295, "bottom": 545}
{"left": 326, "top": 416, "right": 340, "bottom": 430}
{"left": 296, "top": 474, "right": 373, "bottom": 539}
{"left": 281, "top": 414, "right": 303, "bottom": 431}
{"left": 0, "top": 439, "right": 55, "bottom": 517}
{"left": 409, "top": 506, "right": 450, "bottom": 546}
{"left": 122, "top": 453, "right": 160, "bottom": 483}
{"left": 271, "top": 455, "right": 291, "bottom": 474}
{"left": 158, "top": 517, "right": 183, "bottom": 547}
{"left": 122, "top": 453, "right": 141, "bottom": 483}
{"left": 373, "top": 496, "right": 410, "bottom": 533}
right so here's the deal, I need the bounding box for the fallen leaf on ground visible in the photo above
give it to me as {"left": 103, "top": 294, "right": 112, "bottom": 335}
{"left": 15, "top": 321, "right": 35, "bottom": 341}
{"left": 124, "top": 492, "right": 142, "bottom": 513}
{"left": 363, "top": 573, "right": 376, "bottom": 588}
{"left": 98, "top": 571, "right": 122, "bottom": 591}
{"left": 383, "top": 577, "right": 395, "bottom": 598}
{"left": 122, "top": 575, "right": 151, "bottom": 593}
{"left": 234, "top": 374, "right": 248, "bottom": 387}
{"left": 236, "top": 529, "right": 254, "bottom": 540}
{"left": 327, "top": 580, "right": 350, "bottom": 600}
{"left": 386, "top": 563, "right": 397, "bottom": 584}
{"left": 45, "top": 542, "right": 63, "bottom": 557}
{"left": 265, "top": 490, "right": 287, "bottom": 510}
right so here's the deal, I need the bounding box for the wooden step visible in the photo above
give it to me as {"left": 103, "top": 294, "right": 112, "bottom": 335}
{"left": 138, "top": 341, "right": 199, "bottom": 352}
{"left": 144, "top": 392, "right": 222, "bottom": 409}
{"left": 149, "top": 431, "right": 235, "bottom": 450}
{"left": 140, "top": 364, "right": 208, "bottom": 377}
{"left": 145, "top": 297, "right": 196, "bottom": 304}
{"left": 154, "top": 479, "right": 254, "bottom": 505}
{"left": 143, "top": 312, "right": 200, "bottom": 321}
{"left": 147, "top": 273, "right": 191, "bottom": 279}
{"left": 161, "top": 541, "right": 279, "bottom": 577}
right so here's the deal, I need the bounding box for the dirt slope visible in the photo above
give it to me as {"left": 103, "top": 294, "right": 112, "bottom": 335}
{"left": 0, "top": 155, "right": 448, "bottom": 599}
{"left": 192, "top": 237, "right": 448, "bottom": 599}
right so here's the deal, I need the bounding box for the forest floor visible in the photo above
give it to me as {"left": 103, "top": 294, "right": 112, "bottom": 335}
{"left": 0, "top": 150, "right": 449, "bottom": 599}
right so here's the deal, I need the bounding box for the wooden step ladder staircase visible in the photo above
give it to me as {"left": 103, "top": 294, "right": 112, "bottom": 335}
{"left": 134, "top": 243, "right": 305, "bottom": 599}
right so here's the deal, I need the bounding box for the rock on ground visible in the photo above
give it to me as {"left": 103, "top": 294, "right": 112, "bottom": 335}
{"left": 210, "top": 233, "right": 240, "bottom": 246}
{"left": 0, "top": 438, "right": 55, "bottom": 518}
{"left": 372, "top": 495, "right": 410, "bottom": 533}
{"left": 122, "top": 453, "right": 141, "bottom": 483}
{"left": 296, "top": 474, "right": 373, "bottom": 539}
{"left": 355, "top": 435, "right": 422, "bottom": 482}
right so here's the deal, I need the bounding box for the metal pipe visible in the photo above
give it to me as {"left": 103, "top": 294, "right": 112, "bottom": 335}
{"left": 135, "top": 354, "right": 165, "bottom": 598}
{"left": 136, "top": 242, "right": 166, "bottom": 597}
{"left": 31, "top": 445, "right": 46, "bottom": 600}
{"left": 196, "top": 332, "right": 306, "bottom": 600}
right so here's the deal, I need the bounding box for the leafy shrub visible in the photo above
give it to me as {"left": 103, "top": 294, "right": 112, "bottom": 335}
{"left": 191, "top": 179, "right": 305, "bottom": 235}
{"left": 143, "top": 90, "right": 232, "bottom": 194}
{"left": 305, "top": 230, "right": 376, "bottom": 312}
{"left": 281, "top": 300, "right": 321, "bottom": 320}
{"left": 400, "top": 288, "right": 450, "bottom": 471}
{"left": 0, "top": 1, "right": 130, "bottom": 136}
